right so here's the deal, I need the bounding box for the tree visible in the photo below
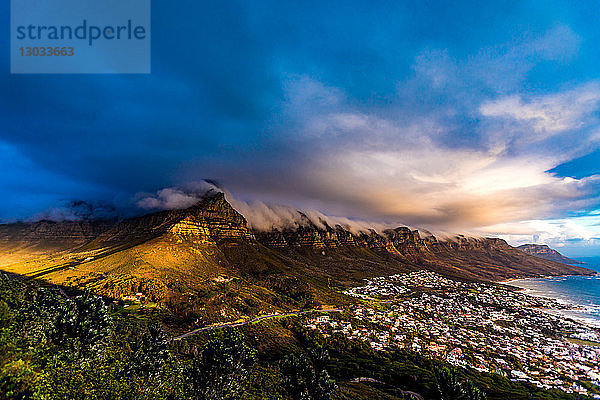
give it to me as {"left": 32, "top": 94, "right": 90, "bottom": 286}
{"left": 280, "top": 346, "right": 335, "bottom": 400}
{"left": 182, "top": 328, "right": 256, "bottom": 399}
{"left": 122, "top": 321, "right": 171, "bottom": 379}
{"left": 50, "top": 290, "right": 112, "bottom": 358}
{"left": 434, "top": 367, "right": 486, "bottom": 400}
{"left": 463, "top": 380, "right": 486, "bottom": 400}
{"left": 281, "top": 353, "right": 312, "bottom": 400}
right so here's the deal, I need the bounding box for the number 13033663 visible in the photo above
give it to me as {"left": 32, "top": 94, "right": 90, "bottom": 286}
{"left": 19, "top": 47, "right": 74, "bottom": 56}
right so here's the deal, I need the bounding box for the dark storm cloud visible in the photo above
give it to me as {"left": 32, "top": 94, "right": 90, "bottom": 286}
{"left": 2, "top": 0, "right": 600, "bottom": 252}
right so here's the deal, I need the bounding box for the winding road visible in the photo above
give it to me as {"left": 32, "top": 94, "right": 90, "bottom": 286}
{"left": 172, "top": 308, "right": 343, "bottom": 340}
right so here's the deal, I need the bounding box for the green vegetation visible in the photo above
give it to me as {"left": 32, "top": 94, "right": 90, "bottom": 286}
{"left": 180, "top": 329, "right": 256, "bottom": 399}
{"left": 0, "top": 275, "right": 175, "bottom": 399}
{"left": 280, "top": 347, "right": 336, "bottom": 400}
{"left": 290, "top": 323, "right": 588, "bottom": 400}
{"left": 0, "top": 275, "right": 331, "bottom": 400}
{"left": 0, "top": 274, "right": 588, "bottom": 400}
{"left": 434, "top": 367, "right": 486, "bottom": 400}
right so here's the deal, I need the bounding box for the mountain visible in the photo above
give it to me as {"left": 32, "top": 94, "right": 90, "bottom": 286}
{"left": 254, "top": 223, "right": 592, "bottom": 282}
{"left": 0, "top": 193, "right": 594, "bottom": 324}
{"left": 517, "top": 244, "right": 583, "bottom": 265}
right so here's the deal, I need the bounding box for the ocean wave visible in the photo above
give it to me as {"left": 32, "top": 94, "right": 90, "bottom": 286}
{"left": 510, "top": 277, "right": 600, "bottom": 326}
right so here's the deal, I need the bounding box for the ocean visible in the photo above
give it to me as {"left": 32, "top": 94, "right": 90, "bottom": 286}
{"left": 509, "top": 257, "right": 600, "bottom": 328}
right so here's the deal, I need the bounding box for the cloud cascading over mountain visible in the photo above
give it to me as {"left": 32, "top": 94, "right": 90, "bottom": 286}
{"left": 1, "top": 2, "right": 600, "bottom": 255}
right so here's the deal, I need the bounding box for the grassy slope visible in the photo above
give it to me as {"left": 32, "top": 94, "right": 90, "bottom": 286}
{"left": 0, "top": 195, "right": 594, "bottom": 329}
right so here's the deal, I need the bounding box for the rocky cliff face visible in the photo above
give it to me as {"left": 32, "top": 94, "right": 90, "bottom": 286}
{"left": 517, "top": 244, "right": 581, "bottom": 265}
{"left": 187, "top": 194, "right": 255, "bottom": 241}
{"left": 77, "top": 192, "right": 254, "bottom": 249}
{"left": 0, "top": 193, "right": 594, "bottom": 283}
{"left": 0, "top": 220, "right": 114, "bottom": 251}
{"left": 258, "top": 222, "right": 480, "bottom": 260}
{"left": 253, "top": 219, "right": 594, "bottom": 281}
{"left": 249, "top": 208, "right": 594, "bottom": 280}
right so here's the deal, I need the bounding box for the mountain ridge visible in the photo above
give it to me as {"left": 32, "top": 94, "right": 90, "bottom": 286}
{"left": 517, "top": 243, "right": 583, "bottom": 265}
{"left": 0, "top": 193, "right": 594, "bottom": 324}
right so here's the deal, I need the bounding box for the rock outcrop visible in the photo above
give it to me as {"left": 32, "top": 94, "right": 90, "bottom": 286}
{"left": 0, "top": 193, "right": 594, "bottom": 283}
{"left": 517, "top": 244, "right": 582, "bottom": 265}
{"left": 253, "top": 220, "right": 594, "bottom": 281}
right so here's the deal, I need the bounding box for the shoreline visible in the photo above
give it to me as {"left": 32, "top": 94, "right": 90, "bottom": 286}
{"left": 496, "top": 271, "right": 599, "bottom": 285}
{"left": 506, "top": 275, "right": 600, "bottom": 330}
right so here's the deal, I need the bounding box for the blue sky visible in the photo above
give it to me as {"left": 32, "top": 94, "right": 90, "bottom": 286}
{"left": 2, "top": 1, "right": 600, "bottom": 256}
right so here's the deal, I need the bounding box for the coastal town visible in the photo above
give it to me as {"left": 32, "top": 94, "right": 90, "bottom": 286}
{"left": 306, "top": 271, "right": 600, "bottom": 397}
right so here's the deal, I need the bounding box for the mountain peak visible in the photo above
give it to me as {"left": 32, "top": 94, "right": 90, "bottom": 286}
{"left": 186, "top": 191, "right": 248, "bottom": 228}
{"left": 0, "top": 195, "right": 595, "bottom": 293}
{"left": 517, "top": 244, "right": 581, "bottom": 265}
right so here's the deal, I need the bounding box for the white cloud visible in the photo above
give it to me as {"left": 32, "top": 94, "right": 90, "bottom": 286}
{"left": 228, "top": 197, "right": 395, "bottom": 233}
{"left": 476, "top": 215, "right": 600, "bottom": 253}
{"left": 221, "top": 70, "right": 600, "bottom": 236}
{"left": 480, "top": 83, "right": 600, "bottom": 139}
{"left": 301, "top": 142, "right": 600, "bottom": 229}
{"left": 135, "top": 181, "right": 220, "bottom": 210}
{"left": 173, "top": 28, "right": 600, "bottom": 253}
{"left": 409, "top": 25, "right": 581, "bottom": 97}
